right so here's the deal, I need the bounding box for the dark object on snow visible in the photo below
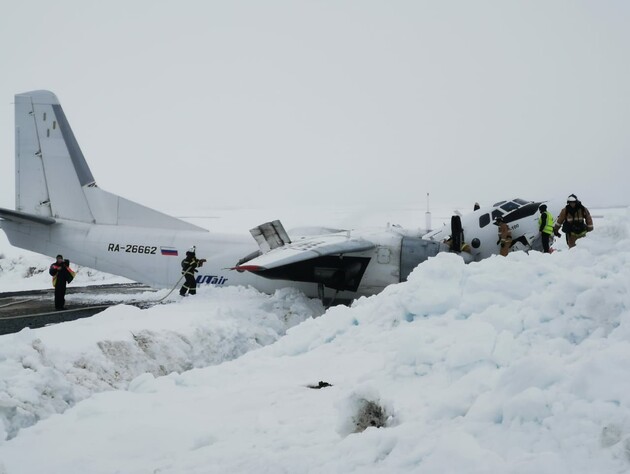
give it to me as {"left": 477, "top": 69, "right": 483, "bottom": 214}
{"left": 307, "top": 381, "right": 333, "bottom": 389}
{"left": 353, "top": 399, "right": 387, "bottom": 432}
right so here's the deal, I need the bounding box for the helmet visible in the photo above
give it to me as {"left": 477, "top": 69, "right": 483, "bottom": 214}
{"left": 539, "top": 204, "right": 547, "bottom": 211}
{"left": 188, "top": 246, "right": 196, "bottom": 253}
{"left": 567, "top": 194, "right": 578, "bottom": 203}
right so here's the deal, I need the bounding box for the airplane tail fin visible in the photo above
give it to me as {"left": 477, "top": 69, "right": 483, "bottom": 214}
{"left": 14, "top": 91, "right": 203, "bottom": 230}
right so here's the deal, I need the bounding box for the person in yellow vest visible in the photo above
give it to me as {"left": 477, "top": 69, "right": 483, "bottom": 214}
{"left": 554, "top": 194, "right": 594, "bottom": 248}
{"left": 495, "top": 216, "right": 512, "bottom": 256}
{"left": 49, "top": 255, "right": 76, "bottom": 310}
{"left": 537, "top": 204, "right": 556, "bottom": 253}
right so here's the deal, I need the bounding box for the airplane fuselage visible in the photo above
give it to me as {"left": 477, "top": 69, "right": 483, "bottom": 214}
{"left": 2, "top": 218, "right": 410, "bottom": 300}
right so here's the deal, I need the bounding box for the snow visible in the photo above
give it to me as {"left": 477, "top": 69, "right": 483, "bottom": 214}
{"left": 1, "top": 206, "right": 630, "bottom": 473}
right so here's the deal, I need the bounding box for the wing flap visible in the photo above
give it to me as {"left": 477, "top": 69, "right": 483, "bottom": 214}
{"left": 234, "top": 234, "right": 375, "bottom": 271}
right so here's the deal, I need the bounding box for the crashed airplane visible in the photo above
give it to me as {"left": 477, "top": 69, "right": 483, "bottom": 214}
{"left": 0, "top": 91, "right": 561, "bottom": 302}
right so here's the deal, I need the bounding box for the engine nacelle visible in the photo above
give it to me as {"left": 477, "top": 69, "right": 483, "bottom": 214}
{"left": 400, "top": 237, "right": 448, "bottom": 282}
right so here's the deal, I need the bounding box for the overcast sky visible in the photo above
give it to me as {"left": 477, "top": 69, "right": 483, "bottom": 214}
{"left": 1, "top": 1, "right": 629, "bottom": 215}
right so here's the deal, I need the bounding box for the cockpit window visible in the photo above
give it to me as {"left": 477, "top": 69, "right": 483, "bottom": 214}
{"left": 500, "top": 201, "right": 520, "bottom": 212}
{"left": 493, "top": 200, "right": 507, "bottom": 207}
{"left": 513, "top": 198, "right": 530, "bottom": 205}
{"left": 503, "top": 202, "right": 540, "bottom": 222}
{"left": 491, "top": 209, "right": 504, "bottom": 220}
{"left": 479, "top": 213, "right": 491, "bottom": 228}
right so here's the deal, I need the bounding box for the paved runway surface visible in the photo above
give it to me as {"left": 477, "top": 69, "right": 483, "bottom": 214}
{"left": 0, "top": 284, "right": 156, "bottom": 335}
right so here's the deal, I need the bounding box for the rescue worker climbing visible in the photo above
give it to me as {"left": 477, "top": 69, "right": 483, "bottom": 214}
{"left": 538, "top": 204, "right": 555, "bottom": 253}
{"left": 180, "top": 247, "right": 207, "bottom": 296}
{"left": 49, "top": 255, "right": 76, "bottom": 310}
{"left": 444, "top": 215, "right": 470, "bottom": 253}
{"left": 495, "top": 216, "right": 512, "bottom": 257}
{"left": 554, "top": 194, "right": 593, "bottom": 248}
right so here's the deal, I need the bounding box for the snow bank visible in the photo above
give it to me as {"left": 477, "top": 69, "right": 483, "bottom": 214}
{"left": 0, "top": 209, "right": 629, "bottom": 473}
{"left": 0, "top": 286, "right": 322, "bottom": 440}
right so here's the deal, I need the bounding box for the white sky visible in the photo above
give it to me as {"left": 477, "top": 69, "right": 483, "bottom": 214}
{"left": 1, "top": 208, "right": 629, "bottom": 472}
{"left": 1, "top": 1, "right": 630, "bottom": 213}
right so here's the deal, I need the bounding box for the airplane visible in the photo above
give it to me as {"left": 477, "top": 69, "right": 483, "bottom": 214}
{"left": 0, "top": 91, "right": 563, "bottom": 303}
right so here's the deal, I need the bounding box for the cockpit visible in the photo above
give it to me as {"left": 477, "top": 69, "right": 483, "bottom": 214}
{"left": 479, "top": 198, "right": 537, "bottom": 228}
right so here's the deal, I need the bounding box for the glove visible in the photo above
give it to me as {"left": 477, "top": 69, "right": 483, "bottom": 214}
{"left": 554, "top": 231, "right": 561, "bottom": 238}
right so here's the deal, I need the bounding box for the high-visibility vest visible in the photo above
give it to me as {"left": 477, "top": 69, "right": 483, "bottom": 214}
{"left": 538, "top": 211, "right": 554, "bottom": 235}
{"left": 52, "top": 266, "right": 76, "bottom": 287}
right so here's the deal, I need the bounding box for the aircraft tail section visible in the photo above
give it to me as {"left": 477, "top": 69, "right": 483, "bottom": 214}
{"left": 14, "top": 91, "right": 203, "bottom": 231}
{"left": 15, "top": 91, "right": 88, "bottom": 220}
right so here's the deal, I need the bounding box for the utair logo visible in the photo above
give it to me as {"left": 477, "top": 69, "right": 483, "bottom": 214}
{"left": 196, "top": 274, "right": 228, "bottom": 285}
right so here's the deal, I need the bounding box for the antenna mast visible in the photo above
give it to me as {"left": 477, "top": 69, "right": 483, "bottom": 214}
{"left": 425, "top": 192, "right": 432, "bottom": 232}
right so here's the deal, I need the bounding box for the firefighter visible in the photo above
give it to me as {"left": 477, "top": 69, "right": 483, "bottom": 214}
{"left": 179, "top": 247, "right": 207, "bottom": 296}
{"left": 554, "top": 194, "right": 593, "bottom": 248}
{"left": 49, "top": 254, "right": 76, "bottom": 310}
{"left": 495, "top": 216, "right": 512, "bottom": 256}
{"left": 538, "top": 204, "right": 555, "bottom": 253}
{"left": 444, "top": 236, "right": 472, "bottom": 253}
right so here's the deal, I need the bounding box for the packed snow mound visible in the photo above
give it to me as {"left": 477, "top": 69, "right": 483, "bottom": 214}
{"left": 0, "top": 210, "right": 629, "bottom": 473}
{"left": 0, "top": 286, "right": 322, "bottom": 441}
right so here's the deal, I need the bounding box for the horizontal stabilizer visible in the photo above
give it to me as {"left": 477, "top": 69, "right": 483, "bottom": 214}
{"left": 0, "top": 207, "right": 56, "bottom": 225}
{"left": 235, "top": 233, "right": 375, "bottom": 272}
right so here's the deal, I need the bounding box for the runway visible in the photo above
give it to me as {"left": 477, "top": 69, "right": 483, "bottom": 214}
{"left": 0, "top": 283, "right": 157, "bottom": 335}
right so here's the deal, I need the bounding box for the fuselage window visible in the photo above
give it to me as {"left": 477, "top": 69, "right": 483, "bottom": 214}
{"left": 479, "top": 213, "right": 491, "bottom": 228}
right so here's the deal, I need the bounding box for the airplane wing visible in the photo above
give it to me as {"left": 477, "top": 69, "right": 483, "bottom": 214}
{"left": 0, "top": 207, "right": 56, "bottom": 225}
{"left": 234, "top": 233, "right": 375, "bottom": 271}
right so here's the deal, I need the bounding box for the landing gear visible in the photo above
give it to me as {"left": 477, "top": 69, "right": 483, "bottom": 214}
{"left": 317, "top": 282, "right": 339, "bottom": 309}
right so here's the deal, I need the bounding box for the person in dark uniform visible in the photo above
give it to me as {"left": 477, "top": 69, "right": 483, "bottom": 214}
{"left": 49, "top": 255, "right": 76, "bottom": 310}
{"left": 179, "top": 247, "right": 206, "bottom": 296}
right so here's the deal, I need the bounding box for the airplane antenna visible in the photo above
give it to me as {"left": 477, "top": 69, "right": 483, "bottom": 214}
{"left": 425, "top": 192, "right": 432, "bottom": 232}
